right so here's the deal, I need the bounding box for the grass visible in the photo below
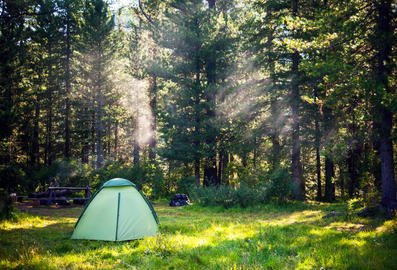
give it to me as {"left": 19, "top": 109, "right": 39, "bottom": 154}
{"left": 0, "top": 201, "right": 396, "bottom": 269}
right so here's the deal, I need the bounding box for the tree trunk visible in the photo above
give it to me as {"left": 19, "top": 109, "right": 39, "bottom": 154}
{"left": 314, "top": 89, "right": 322, "bottom": 201}
{"left": 203, "top": 0, "right": 218, "bottom": 186}
{"left": 323, "top": 106, "right": 335, "bottom": 201}
{"left": 347, "top": 148, "right": 359, "bottom": 197}
{"left": 267, "top": 23, "right": 280, "bottom": 170}
{"left": 290, "top": 0, "right": 304, "bottom": 200}
{"left": 64, "top": 13, "right": 71, "bottom": 159}
{"left": 378, "top": 108, "right": 396, "bottom": 208}
{"left": 222, "top": 151, "right": 229, "bottom": 184}
{"left": 339, "top": 165, "right": 345, "bottom": 198}
{"left": 374, "top": 0, "right": 396, "bottom": 209}
{"left": 133, "top": 137, "right": 140, "bottom": 166}
{"left": 193, "top": 28, "right": 202, "bottom": 187}
{"left": 82, "top": 107, "right": 89, "bottom": 164}
{"left": 96, "top": 55, "right": 103, "bottom": 169}
{"left": 195, "top": 159, "right": 200, "bottom": 187}
{"left": 148, "top": 75, "right": 157, "bottom": 162}
{"left": 208, "top": 0, "right": 215, "bottom": 8}
{"left": 31, "top": 99, "right": 40, "bottom": 167}
{"left": 114, "top": 120, "right": 119, "bottom": 161}
{"left": 45, "top": 82, "right": 53, "bottom": 166}
{"left": 270, "top": 97, "right": 281, "bottom": 168}
{"left": 106, "top": 113, "right": 111, "bottom": 159}
{"left": 347, "top": 105, "right": 360, "bottom": 197}
{"left": 203, "top": 163, "right": 218, "bottom": 186}
{"left": 253, "top": 136, "right": 257, "bottom": 168}
{"left": 324, "top": 155, "right": 335, "bottom": 201}
{"left": 91, "top": 104, "right": 96, "bottom": 163}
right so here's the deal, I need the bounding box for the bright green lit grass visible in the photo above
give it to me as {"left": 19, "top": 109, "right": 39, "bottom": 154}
{"left": 1, "top": 202, "right": 396, "bottom": 269}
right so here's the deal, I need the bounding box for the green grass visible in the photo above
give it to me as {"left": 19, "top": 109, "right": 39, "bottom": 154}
{"left": 1, "top": 201, "right": 396, "bottom": 269}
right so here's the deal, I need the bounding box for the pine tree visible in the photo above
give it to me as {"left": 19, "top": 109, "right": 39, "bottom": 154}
{"left": 80, "top": 0, "right": 116, "bottom": 168}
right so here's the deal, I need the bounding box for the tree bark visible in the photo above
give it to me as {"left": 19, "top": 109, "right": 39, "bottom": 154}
{"left": 96, "top": 53, "right": 103, "bottom": 169}
{"left": 347, "top": 148, "right": 359, "bottom": 197}
{"left": 106, "top": 113, "right": 111, "bottom": 159}
{"left": 82, "top": 107, "right": 89, "bottom": 164}
{"left": 314, "top": 88, "right": 322, "bottom": 201}
{"left": 148, "top": 75, "right": 157, "bottom": 162}
{"left": 347, "top": 104, "right": 360, "bottom": 197}
{"left": 90, "top": 103, "right": 96, "bottom": 163}
{"left": 374, "top": 0, "right": 396, "bottom": 209}
{"left": 315, "top": 115, "right": 322, "bottom": 200}
{"left": 202, "top": 0, "right": 219, "bottom": 186}
{"left": 133, "top": 138, "right": 140, "bottom": 166}
{"left": 217, "top": 149, "right": 222, "bottom": 183}
{"left": 193, "top": 34, "right": 201, "bottom": 187}
{"left": 31, "top": 99, "right": 40, "bottom": 167}
{"left": 64, "top": 10, "right": 71, "bottom": 159}
{"left": 253, "top": 136, "right": 257, "bottom": 168}
{"left": 290, "top": 0, "right": 304, "bottom": 200}
{"left": 45, "top": 93, "right": 53, "bottom": 166}
{"left": 45, "top": 57, "right": 54, "bottom": 166}
{"left": 114, "top": 119, "right": 119, "bottom": 161}
{"left": 270, "top": 97, "right": 281, "bottom": 168}
{"left": 195, "top": 159, "right": 200, "bottom": 187}
{"left": 323, "top": 106, "right": 335, "bottom": 201}
{"left": 324, "top": 155, "right": 335, "bottom": 201}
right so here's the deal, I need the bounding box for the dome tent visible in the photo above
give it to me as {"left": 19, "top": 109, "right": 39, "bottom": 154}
{"left": 71, "top": 178, "right": 158, "bottom": 241}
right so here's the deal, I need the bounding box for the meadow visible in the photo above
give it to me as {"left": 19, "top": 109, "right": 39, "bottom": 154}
{"left": 1, "top": 201, "right": 396, "bottom": 269}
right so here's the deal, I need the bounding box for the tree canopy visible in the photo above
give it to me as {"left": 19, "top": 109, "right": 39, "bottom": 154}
{"left": 0, "top": 0, "right": 396, "bottom": 209}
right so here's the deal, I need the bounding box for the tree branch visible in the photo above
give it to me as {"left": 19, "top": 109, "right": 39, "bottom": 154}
{"left": 138, "top": 0, "right": 154, "bottom": 25}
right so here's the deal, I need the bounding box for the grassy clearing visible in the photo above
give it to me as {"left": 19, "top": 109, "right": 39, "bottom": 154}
{"left": 0, "top": 201, "right": 396, "bottom": 269}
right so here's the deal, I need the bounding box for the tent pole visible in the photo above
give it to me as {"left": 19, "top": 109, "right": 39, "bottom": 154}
{"left": 115, "top": 192, "right": 121, "bottom": 241}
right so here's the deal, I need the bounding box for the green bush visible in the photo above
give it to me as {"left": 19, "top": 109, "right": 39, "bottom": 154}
{"left": 267, "top": 167, "right": 292, "bottom": 203}
{"left": 189, "top": 167, "right": 292, "bottom": 208}
{"left": 0, "top": 188, "right": 13, "bottom": 220}
{"left": 6, "top": 159, "right": 168, "bottom": 199}
{"left": 190, "top": 185, "right": 236, "bottom": 208}
{"left": 0, "top": 163, "right": 27, "bottom": 193}
{"left": 176, "top": 176, "right": 196, "bottom": 195}
{"left": 89, "top": 162, "right": 166, "bottom": 199}
{"left": 190, "top": 184, "right": 267, "bottom": 208}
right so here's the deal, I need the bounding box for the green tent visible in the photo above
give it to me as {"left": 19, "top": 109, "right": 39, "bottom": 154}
{"left": 71, "top": 178, "right": 158, "bottom": 241}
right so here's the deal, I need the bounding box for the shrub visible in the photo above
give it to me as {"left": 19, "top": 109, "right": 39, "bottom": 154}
{"left": 189, "top": 167, "right": 292, "bottom": 208}
{"left": 176, "top": 176, "right": 196, "bottom": 195}
{"left": 267, "top": 167, "right": 292, "bottom": 203}
{"left": 190, "top": 184, "right": 267, "bottom": 208}
{"left": 0, "top": 188, "right": 13, "bottom": 220}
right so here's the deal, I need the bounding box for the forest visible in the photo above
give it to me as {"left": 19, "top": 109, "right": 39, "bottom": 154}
{"left": 1, "top": 0, "right": 396, "bottom": 209}
{"left": 0, "top": 0, "right": 396, "bottom": 269}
